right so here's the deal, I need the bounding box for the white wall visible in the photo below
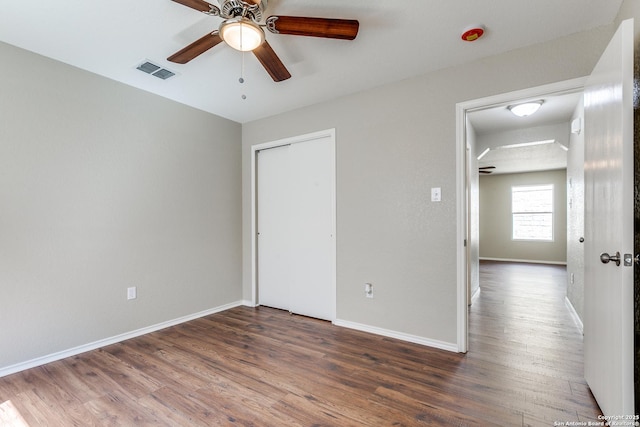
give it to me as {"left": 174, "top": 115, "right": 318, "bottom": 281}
{"left": 242, "top": 24, "right": 616, "bottom": 347}
{"left": 479, "top": 170, "right": 568, "bottom": 263}
{"left": 0, "top": 42, "right": 242, "bottom": 371}
{"left": 566, "top": 99, "right": 586, "bottom": 324}
{"left": 467, "top": 119, "right": 480, "bottom": 303}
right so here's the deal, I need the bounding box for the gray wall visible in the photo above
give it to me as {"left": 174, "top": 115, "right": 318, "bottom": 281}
{"left": 617, "top": 0, "right": 640, "bottom": 39}
{"left": 0, "top": 42, "right": 242, "bottom": 370}
{"left": 242, "top": 24, "right": 615, "bottom": 346}
{"left": 479, "top": 170, "right": 568, "bottom": 264}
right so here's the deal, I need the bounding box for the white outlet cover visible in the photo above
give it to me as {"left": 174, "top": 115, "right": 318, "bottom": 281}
{"left": 127, "top": 286, "right": 137, "bottom": 300}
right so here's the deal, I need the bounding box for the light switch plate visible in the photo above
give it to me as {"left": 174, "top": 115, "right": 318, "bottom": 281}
{"left": 431, "top": 187, "right": 441, "bottom": 202}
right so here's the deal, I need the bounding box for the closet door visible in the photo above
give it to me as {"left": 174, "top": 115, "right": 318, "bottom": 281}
{"left": 256, "top": 134, "right": 335, "bottom": 321}
{"left": 256, "top": 145, "right": 291, "bottom": 312}
{"left": 288, "top": 137, "right": 334, "bottom": 320}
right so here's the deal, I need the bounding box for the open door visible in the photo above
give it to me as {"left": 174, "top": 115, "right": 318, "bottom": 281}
{"left": 583, "top": 18, "right": 635, "bottom": 415}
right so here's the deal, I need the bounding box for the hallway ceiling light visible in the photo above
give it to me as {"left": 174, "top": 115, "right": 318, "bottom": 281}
{"left": 507, "top": 100, "right": 544, "bottom": 117}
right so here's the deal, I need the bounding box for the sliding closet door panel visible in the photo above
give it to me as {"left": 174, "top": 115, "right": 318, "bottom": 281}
{"left": 289, "top": 137, "right": 334, "bottom": 320}
{"left": 256, "top": 132, "right": 335, "bottom": 321}
{"left": 256, "top": 145, "right": 291, "bottom": 311}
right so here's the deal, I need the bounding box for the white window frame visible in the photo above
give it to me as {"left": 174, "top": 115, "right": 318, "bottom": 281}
{"left": 511, "top": 184, "right": 554, "bottom": 242}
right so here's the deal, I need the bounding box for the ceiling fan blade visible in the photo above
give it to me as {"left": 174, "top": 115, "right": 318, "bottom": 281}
{"left": 478, "top": 166, "right": 496, "bottom": 170}
{"left": 479, "top": 170, "right": 493, "bottom": 174}
{"left": 252, "top": 41, "right": 291, "bottom": 82}
{"left": 171, "top": 0, "right": 216, "bottom": 13}
{"left": 167, "top": 32, "right": 223, "bottom": 64}
{"left": 266, "top": 16, "right": 359, "bottom": 40}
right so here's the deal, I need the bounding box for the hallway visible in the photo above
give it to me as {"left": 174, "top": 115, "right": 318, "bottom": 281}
{"left": 470, "top": 261, "right": 601, "bottom": 424}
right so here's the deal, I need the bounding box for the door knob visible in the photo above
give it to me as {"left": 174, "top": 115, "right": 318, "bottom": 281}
{"left": 600, "top": 251, "right": 621, "bottom": 266}
{"left": 579, "top": 237, "right": 584, "bottom": 243}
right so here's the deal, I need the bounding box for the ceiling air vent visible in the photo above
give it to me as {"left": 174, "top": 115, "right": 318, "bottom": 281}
{"left": 136, "top": 60, "right": 176, "bottom": 80}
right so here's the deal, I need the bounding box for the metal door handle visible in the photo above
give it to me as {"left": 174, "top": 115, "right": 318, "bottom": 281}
{"left": 600, "top": 251, "right": 621, "bottom": 266}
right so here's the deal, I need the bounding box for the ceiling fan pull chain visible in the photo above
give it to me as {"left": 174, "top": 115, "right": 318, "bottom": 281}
{"left": 238, "top": 18, "right": 246, "bottom": 84}
{"left": 240, "top": 49, "right": 245, "bottom": 83}
{"left": 240, "top": 51, "right": 247, "bottom": 100}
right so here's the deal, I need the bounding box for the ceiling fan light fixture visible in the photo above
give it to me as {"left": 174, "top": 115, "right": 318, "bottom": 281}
{"left": 507, "top": 100, "right": 544, "bottom": 117}
{"left": 219, "top": 18, "right": 265, "bottom": 52}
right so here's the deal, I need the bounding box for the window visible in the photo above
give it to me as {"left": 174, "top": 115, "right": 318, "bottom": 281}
{"left": 511, "top": 184, "right": 553, "bottom": 241}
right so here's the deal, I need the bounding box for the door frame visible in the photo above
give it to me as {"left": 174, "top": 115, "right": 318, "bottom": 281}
{"left": 455, "top": 77, "right": 587, "bottom": 352}
{"left": 250, "top": 128, "right": 337, "bottom": 318}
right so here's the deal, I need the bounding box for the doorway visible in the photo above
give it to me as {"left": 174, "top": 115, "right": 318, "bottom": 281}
{"left": 250, "top": 129, "right": 337, "bottom": 321}
{"left": 455, "top": 77, "right": 587, "bottom": 352}
{"left": 459, "top": 36, "right": 637, "bottom": 410}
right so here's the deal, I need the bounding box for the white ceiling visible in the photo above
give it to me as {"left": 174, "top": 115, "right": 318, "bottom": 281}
{"left": 469, "top": 85, "right": 583, "bottom": 175}
{"left": 0, "top": 0, "right": 623, "bottom": 123}
{"left": 478, "top": 141, "right": 570, "bottom": 175}
{"left": 468, "top": 92, "right": 583, "bottom": 135}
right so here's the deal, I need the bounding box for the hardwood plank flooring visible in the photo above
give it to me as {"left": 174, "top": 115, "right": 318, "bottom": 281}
{"left": 0, "top": 261, "right": 601, "bottom": 426}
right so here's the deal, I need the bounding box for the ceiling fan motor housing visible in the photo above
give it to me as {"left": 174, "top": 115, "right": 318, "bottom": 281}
{"left": 218, "top": 0, "right": 266, "bottom": 21}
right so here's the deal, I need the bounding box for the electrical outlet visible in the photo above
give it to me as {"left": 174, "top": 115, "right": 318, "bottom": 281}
{"left": 127, "top": 286, "right": 137, "bottom": 300}
{"left": 365, "top": 283, "right": 373, "bottom": 298}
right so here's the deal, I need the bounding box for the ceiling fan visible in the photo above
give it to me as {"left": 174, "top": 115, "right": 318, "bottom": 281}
{"left": 167, "top": 0, "right": 360, "bottom": 82}
{"left": 479, "top": 166, "right": 495, "bottom": 174}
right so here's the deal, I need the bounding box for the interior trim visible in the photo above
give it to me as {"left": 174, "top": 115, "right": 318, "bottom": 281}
{"left": 333, "top": 319, "right": 458, "bottom": 353}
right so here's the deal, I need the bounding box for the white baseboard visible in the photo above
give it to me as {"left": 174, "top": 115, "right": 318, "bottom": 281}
{"left": 564, "top": 296, "right": 584, "bottom": 335}
{"left": 0, "top": 300, "right": 244, "bottom": 378}
{"left": 479, "top": 257, "right": 567, "bottom": 266}
{"left": 333, "top": 319, "right": 458, "bottom": 353}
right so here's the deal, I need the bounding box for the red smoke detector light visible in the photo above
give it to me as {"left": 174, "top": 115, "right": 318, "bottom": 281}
{"left": 461, "top": 26, "right": 485, "bottom": 42}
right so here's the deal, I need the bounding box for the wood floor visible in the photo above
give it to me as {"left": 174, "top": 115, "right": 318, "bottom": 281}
{"left": 0, "top": 261, "right": 601, "bottom": 426}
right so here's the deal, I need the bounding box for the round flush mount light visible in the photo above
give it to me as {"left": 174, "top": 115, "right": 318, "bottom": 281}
{"left": 508, "top": 100, "right": 544, "bottom": 117}
{"left": 461, "top": 25, "right": 485, "bottom": 42}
